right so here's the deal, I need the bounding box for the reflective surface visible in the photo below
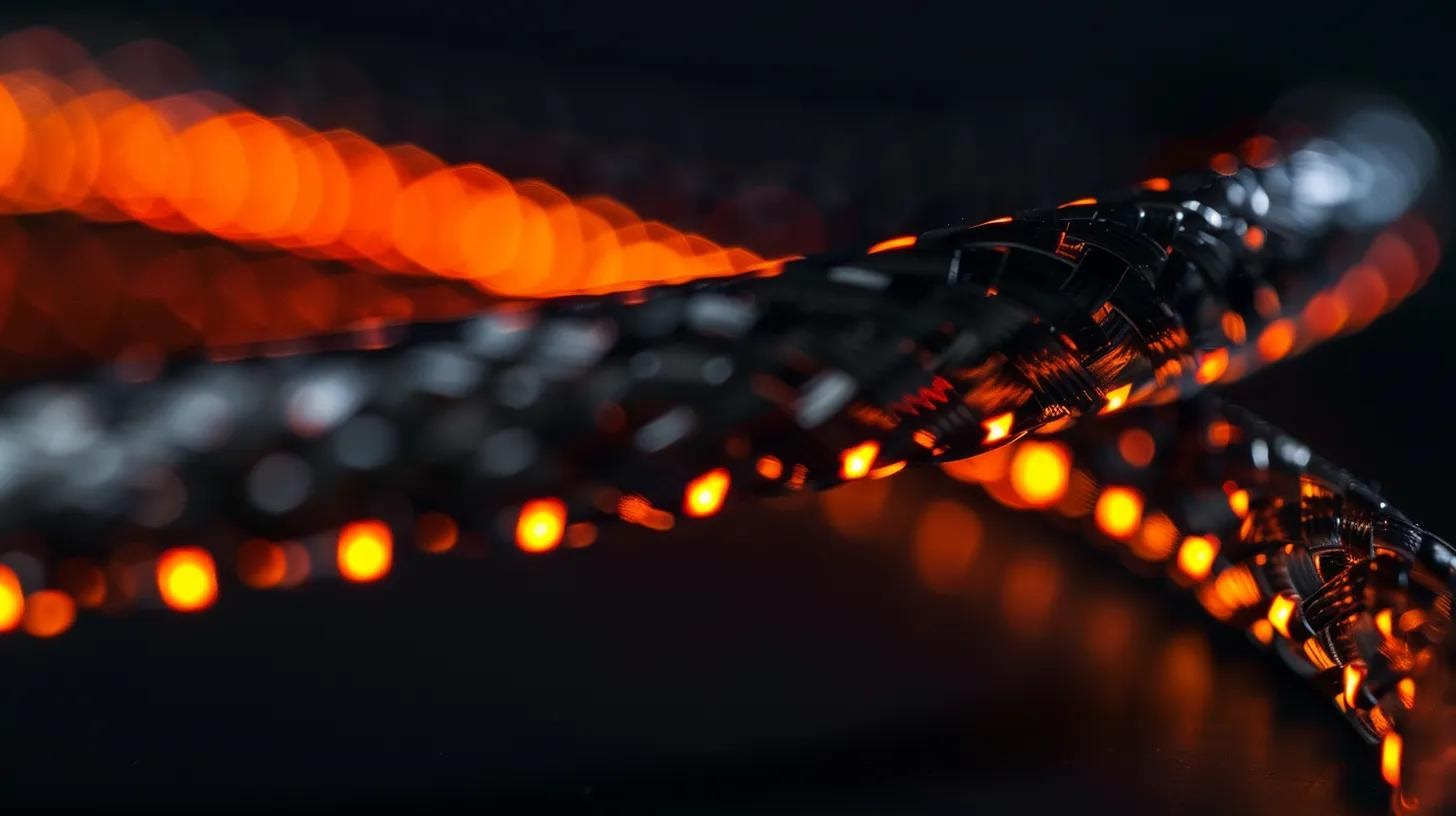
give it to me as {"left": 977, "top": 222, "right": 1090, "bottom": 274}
{"left": 0, "top": 467, "right": 1386, "bottom": 812}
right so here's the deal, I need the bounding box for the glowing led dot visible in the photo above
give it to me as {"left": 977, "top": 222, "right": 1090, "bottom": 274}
{"left": 157, "top": 547, "right": 219, "bottom": 611}
{"left": 1221, "top": 311, "right": 1247, "bottom": 344}
{"left": 1243, "top": 225, "right": 1267, "bottom": 251}
{"left": 1206, "top": 420, "right": 1234, "bottom": 448}
{"left": 21, "top": 590, "right": 75, "bottom": 638}
{"left": 1117, "top": 428, "right": 1156, "bottom": 468}
{"left": 1210, "top": 151, "right": 1239, "bottom": 176}
{"left": 1094, "top": 487, "right": 1143, "bottom": 540}
{"left": 1058, "top": 197, "right": 1098, "bottom": 208}
{"left": 684, "top": 468, "right": 731, "bottom": 517}
{"left": 1267, "top": 593, "right": 1297, "bottom": 639}
{"left": 1343, "top": 663, "right": 1366, "bottom": 709}
{"left": 912, "top": 429, "right": 937, "bottom": 449}
{"left": 1196, "top": 348, "right": 1229, "bottom": 384}
{"left": 1176, "top": 535, "right": 1219, "bottom": 581}
{"left": 1099, "top": 383, "right": 1132, "bottom": 414}
{"left": 337, "top": 519, "right": 393, "bottom": 582}
{"left": 1397, "top": 677, "right": 1416, "bottom": 708}
{"left": 1375, "top": 609, "right": 1395, "bottom": 639}
{"left": 840, "top": 441, "right": 880, "bottom": 481}
{"left": 0, "top": 565, "right": 23, "bottom": 632}
{"left": 516, "top": 498, "right": 566, "bottom": 553}
{"left": 1256, "top": 319, "right": 1296, "bottom": 361}
{"left": 981, "top": 412, "right": 1014, "bottom": 444}
{"left": 1382, "top": 733, "right": 1402, "bottom": 787}
{"left": 1139, "top": 177, "right": 1171, "bottom": 191}
{"left": 755, "top": 455, "right": 784, "bottom": 480}
{"left": 236, "top": 539, "right": 287, "bottom": 589}
{"left": 1009, "top": 441, "right": 1071, "bottom": 507}
{"left": 1250, "top": 619, "right": 1275, "bottom": 645}
{"left": 415, "top": 512, "right": 459, "bottom": 554}
{"left": 1226, "top": 488, "right": 1250, "bottom": 518}
{"left": 867, "top": 235, "right": 916, "bottom": 254}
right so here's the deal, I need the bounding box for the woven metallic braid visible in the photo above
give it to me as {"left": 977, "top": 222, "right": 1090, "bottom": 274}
{"left": 995, "top": 395, "right": 1453, "bottom": 810}
{"left": 0, "top": 103, "right": 1434, "bottom": 556}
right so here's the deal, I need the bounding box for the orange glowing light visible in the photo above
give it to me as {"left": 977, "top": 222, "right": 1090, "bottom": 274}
{"left": 21, "top": 590, "right": 75, "bottom": 638}
{"left": 1382, "top": 733, "right": 1402, "bottom": 787}
{"left": 1131, "top": 511, "right": 1179, "bottom": 561}
{"left": 869, "top": 460, "right": 908, "bottom": 479}
{"left": 1176, "top": 536, "right": 1219, "bottom": 581}
{"left": 1398, "top": 677, "right": 1416, "bottom": 708}
{"left": 973, "top": 216, "right": 1014, "bottom": 227}
{"left": 1256, "top": 319, "right": 1296, "bottom": 361}
{"left": 867, "top": 235, "right": 916, "bottom": 254}
{"left": 1009, "top": 441, "right": 1071, "bottom": 507}
{"left": 1221, "top": 311, "right": 1247, "bottom": 344}
{"left": 1267, "top": 594, "right": 1297, "bottom": 639}
{"left": 982, "top": 411, "right": 1014, "bottom": 444}
{"left": 840, "top": 441, "right": 880, "bottom": 480}
{"left": 1250, "top": 619, "right": 1275, "bottom": 645}
{"left": 1343, "top": 663, "right": 1366, "bottom": 709}
{"left": 1099, "top": 383, "right": 1131, "bottom": 414}
{"left": 1094, "top": 486, "right": 1143, "bottom": 540}
{"left": 517, "top": 498, "right": 566, "bottom": 553}
{"left": 912, "top": 429, "right": 937, "bottom": 449}
{"left": 337, "top": 519, "right": 393, "bottom": 582}
{"left": 1242, "top": 225, "right": 1266, "bottom": 251}
{"left": 1302, "top": 291, "right": 1349, "bottom": 339}
{"left": 1139, "top": 177, "right": 1171, "bottom": 192}
{"left": 236, "top": 539, "right": 287, "bottom": 590}
{"left": 566, "top": 522, "right": 598, "bottom": 548}
{"left": 1195, "top": 348, "right": 1228, "bottom": 384}
{"left": 1375, "top": 609, "right": 1395, "bottom": 639}
{"left": 1210, "top": 152, "right": 1239, "bottom": 176}
{"left": 1206, "top": 420, "right": 1233, "bottom": 448}
{"left": 416, "top": 512, "right": 459, "bottom": 554}
{"left": 1117, "top": 428, "right": 1157, "bottom": 468}
{"left": 684, "top": 468, "right": 731, "bottom": 517}
{"left": 0, "top": 564, "right": 23, "bottom": 632}
{"left": 1058, "top": 197, "right": 1098, "bottom": 208}
{"left": 1224, "top": 488, "right": 1250, "bottom": 518}
{"left": 755, "top": 455, "right": 784, "bottom": 480}
{"left": 156, "top": 547, "right": 219, "bottom": 611}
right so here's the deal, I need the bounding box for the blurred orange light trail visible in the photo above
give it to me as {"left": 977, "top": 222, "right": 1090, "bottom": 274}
{"left": 156, "top": 546, "right": 219, "bottom": 611}
{"left": 0, "top": 31, "right": 763, "bottom": 300}
{"left": 337, "top": 519, "right": 393, "bottom": 582}
{"left": 839, "top": 441, "right": 879, "bottom": 481}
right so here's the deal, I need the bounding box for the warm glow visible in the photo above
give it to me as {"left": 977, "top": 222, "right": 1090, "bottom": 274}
{"left": 1267, "top": 594, "right": 1297, "bottom": 639}
{"left": 1382, "top": 733, "right": 1402, "bottom": 787}
{"left": 1226, "top": 488, "right": 1250, "bottom": 518}
{"left": 840, "top": 441, "right": 880, "bottom": 480}
{"left": 981, "top": 411, "right": 1014, "bottom": 444}
{"left": 912, "top": 429, "right": 937, "bottom": 449}
{"left": 1250, "top": 619, "right": 1275, "bottom": 645}
{"left": 1343, "top": 663, "right": 1366, "bottom": 709}
{"left": 755, "top": 455, "right": 784, "bottom": 480}
{"left": 236, "top": 539, "right": 287, "bottom": 589}
{"left": 21, "top": 590, "right": 76, "bottom": 638}
{"left": 1398, "top": 677, "right": 1416, "bottom": 708}
{"left": 1094, "top": 487, "right": 1143, "bottom": 540}
{"left": 156, "top": 547, "right": 219, "bottom": 611}
{"left": 1196, "top": 348, "right": 1228, "bottom": 384}
{"left": 0, "top": 565, "right": 25, "bottom": 632}
{"left": 1058, "top": 197, "right": 1098, "bottom": 208}
{"left": 1139, "top": 177, "right": 1171, "bottom": 192}
{"left": 517, "top": 498, "right": 567, "bottom": 553}
{"left": 1009, "top": 441, "right": 1071, "bottom": 507}
{"left": 416, "top": 512, "right": 459, "bottom": 554}
{"left": 1176, "top": 536, "right": 1219, "bottom": 581}
{"left": 1221, "top": 311, "right": 1247, "bottom": 344}
{"left": 684, "top": 468, "right": 731, "bottom": 517}
{"left": 1256, "top": 319, "right": 1296, "bottom": 361}
{"left": 1210, "top": 151, "right": 1239, "bottom": 176}
{"left": 1242, "top": 225, "right": 1266, "bottom": 251}
{"left": 1099, "top": 383, "right": 1132, "bottom": 414}
{"left": 1117, "top": 428, "right": 1156, "bottom": 468}
{"left": 867, "top": 235, "right": 916, "bottom": 254}
{"left": 337, "top": 519, "right": 393, "bottom": 582}
{"left": 1375, "top": 609, "right": 1395, "bottom": 639}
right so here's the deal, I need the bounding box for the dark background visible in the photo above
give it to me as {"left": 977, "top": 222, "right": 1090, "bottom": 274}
{"left": 0, "top": 2, "right": 1450, "bottom": 812}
